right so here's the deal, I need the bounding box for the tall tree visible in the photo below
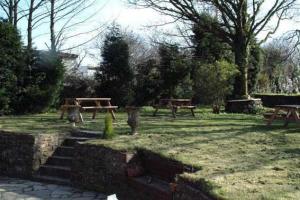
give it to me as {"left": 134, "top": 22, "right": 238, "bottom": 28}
{"left": 0, "top": 19, "right": 24, "bottom": 114}
{"left": 95, "top": 25, "right": 134, "bottom": 106}
{"left": 158, "top": 43, "right": 190, "bottom": 98}
{"left": 0, "top": 0, "right": 20, "bottom": 27}
{"left": 129, "top": 0, "right": 297, "bottom": 98}
{"left": 47, "top": 0, "right": 96, "bottom": 52}
{"left": 27, "top": 0, "right": 47, "bottom": 51}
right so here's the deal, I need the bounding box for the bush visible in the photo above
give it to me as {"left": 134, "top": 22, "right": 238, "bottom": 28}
{"left": 132, "top": 44, "right": 193, "bottom": 106}
{"left": 103, "top": 114, "right": 114, "bottom": 139}
{"left": 12, "top": 51, "right": 65, "bottom": 114}
{"left": 193, "top": 60, "right": 238, "bottom": 105}
{"left": 60, "top": 73, "right": 96, "bottom": 104}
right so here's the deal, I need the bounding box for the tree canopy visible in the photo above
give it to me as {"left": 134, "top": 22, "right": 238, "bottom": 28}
{"left": 129, "top": 0, "right": 297, "bottom": 98}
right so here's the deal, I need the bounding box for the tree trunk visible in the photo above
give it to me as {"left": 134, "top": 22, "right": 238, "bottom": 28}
{"left": 13, "top": 0, "right": 18, "bottom": 27}
{"left": 26, "top": 0, "right": 34, "bottom": 77}
{"left": 50, "top": 0, "right": 56, "bottom": 52}
{"left": 27, "top": 0, "right": 34, "bottom": 51}
{"left": 8, "top": 0, "right": 13, "bottom": 24}
{"left": 233, "top": 39, "right": 249, "bottom": 99}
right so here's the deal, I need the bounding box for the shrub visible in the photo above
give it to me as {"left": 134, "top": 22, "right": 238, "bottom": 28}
{"left": 103, "top": 114, "right": 114, "bottom": 139}
{"left": 60, "top": 72, "right": 96, "bottom": 105}
{"left": 193, "top": 60, "right": 238, "bottom": 105}
{"left": 12, "top": 51, "right": 65, "bottom": 114}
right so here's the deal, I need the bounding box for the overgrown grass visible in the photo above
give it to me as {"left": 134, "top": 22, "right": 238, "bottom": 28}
{"left": 0, "top": 107, "right": 299, "bottom": 199}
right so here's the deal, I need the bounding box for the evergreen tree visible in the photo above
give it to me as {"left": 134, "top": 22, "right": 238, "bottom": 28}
{"left": 248, "top": 43, "right": 263, "bottom": 94}
{"left": 134, "top": 59, "right": 161, "bottom": 106}
{"left": 95, "top": 26, "right": 134, "bottom": 106}
{"left": 191, "top": 14, "right": 232, "bottom": 63}
{"left": 0, "top": 19, "right": 24, "bottom": 114}
{"left": 158, "top": 43, "right": 190, "bottom": 98}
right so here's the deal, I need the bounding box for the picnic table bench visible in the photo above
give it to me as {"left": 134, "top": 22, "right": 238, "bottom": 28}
{"left": 60, "top": 98, "right": 118, "bottom": 122}
{"left": 152, "top": 99, "right": 196, "bottom": 118}
{"left": 265, "top": 105, "right": 300, "bottom": 127}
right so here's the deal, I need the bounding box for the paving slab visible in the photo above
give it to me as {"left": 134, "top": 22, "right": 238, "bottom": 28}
{"left": 0, "top": 177, "right": 108, "bottom": 200}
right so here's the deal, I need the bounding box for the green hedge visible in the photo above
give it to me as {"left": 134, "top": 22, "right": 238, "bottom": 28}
{"left": 253, "top": 93, "right": 300, "bottom": 107}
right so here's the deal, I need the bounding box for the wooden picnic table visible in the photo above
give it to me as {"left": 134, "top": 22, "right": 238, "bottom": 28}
{"left": 266, "top": 105, "right": 300, "bottom": 126}
{"left": 152, "top": 99, "right": 196, "bottom": 118}
{"left": 60, "top": 98, "right": 118, "bottom": 122}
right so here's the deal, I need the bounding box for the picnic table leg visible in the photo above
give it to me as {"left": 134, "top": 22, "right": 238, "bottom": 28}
{"left": 79, "top": 112, "right": 84, "bottom": 123}
{"left": 106, "top": 100, "right": 116, "bottom": 120}
{"left": 172, "top": 107, "right": 176, "bottom": 118}
{"left": 92, "top": 110, "right": 97, "bottom": 119}
{"left": 92, "top": 100, "right": 101, "bottom": 120}
{"left": 109, "top": 109, "right": 116, "bottom": 120}
{"left": 60, "top": 108, "right": 66, "bottom": 119}
{"left": 153, "top": 108, "right": 158, "bottom": 116}
{"left": 283, "top": 110, "right": 293, "bottom": 127}
{"left": 294, "top": 110, "right": 300, "bottom": 123}
{"left": 267, "top": 108, "right": 279, "bottom": 126}
{"left": 191, "top": 108, "right": 195, "bottom": 117}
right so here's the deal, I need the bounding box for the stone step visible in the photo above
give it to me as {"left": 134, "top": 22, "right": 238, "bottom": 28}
{"left": 71, "top": 130, "right": 103, "bottom": 138}
{"left": 32, "top": 174, "right": 71, "bottom": 186}
{"left": 128, "top": 176, "right": 173, "bottom": 200}
{"left": 39, "top": 165, "right": 71, "bottom": 179}
{"left": 46, "top": 156, "right": 72, "bottom": 167}
{"left": 54, "top": 146, "right": 74, "bottom": 157}
{"left": 62, "top": 137, "right": 91, "bottom": 146}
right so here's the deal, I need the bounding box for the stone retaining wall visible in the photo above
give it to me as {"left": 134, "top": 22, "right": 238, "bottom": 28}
{"left": 225, "top": 98, "right": 262, "bottom": 114}
{"left": 0, "top": 130, "right": 216, "bottom": 200}
{"left": 0, "top": 131, "right": 67, "bottom": 178}
{"left": 175, "top": 176, "right": 215, "bottom": 200}
{"left": 71, "top": 143, "right": 139, "bottom": 199}
{"left": 72, "top": 143, "right": 215, "bottom": 200}
{"left": 254, "top": 94, "right": 300, "bottom": 107}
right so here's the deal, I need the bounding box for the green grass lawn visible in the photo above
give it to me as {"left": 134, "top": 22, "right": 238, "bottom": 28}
{"left": 0, "top": 108, "right": 299, "bottom": 199}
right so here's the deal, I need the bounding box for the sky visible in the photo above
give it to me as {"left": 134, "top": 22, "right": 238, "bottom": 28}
{"left": 29, "top": 0, "right": 168, "bottom": 65}
{"left": 2, "top": 0, "right": 300, "bottom": 65}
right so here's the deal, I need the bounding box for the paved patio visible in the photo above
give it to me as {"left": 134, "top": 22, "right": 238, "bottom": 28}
{"left": 0, "top": 177, "right": 109, "bottom": 200}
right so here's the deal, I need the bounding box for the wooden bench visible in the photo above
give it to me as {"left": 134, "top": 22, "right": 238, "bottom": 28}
{"left": 266, "top": 105, "right": 300, "bottom": 127}
{"left": 153, "top": 99, "right": 196, "bottom": 118}
{"left": 60, "top": 98, "right": 118, "bottom": 121}
{"left": 263, "top": 112, "right": 286, "bottom": 120}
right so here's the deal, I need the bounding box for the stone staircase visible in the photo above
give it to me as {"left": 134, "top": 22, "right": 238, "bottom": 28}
{"left": 33, "top": 131, "right": 101, "bottom": 185}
